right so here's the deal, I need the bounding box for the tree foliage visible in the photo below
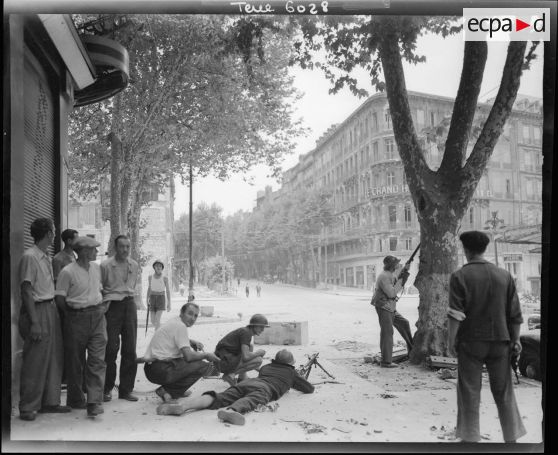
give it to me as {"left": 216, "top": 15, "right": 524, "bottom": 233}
{"left": 223, "top": 186, "right": 334, "bottom": 282}
{"left": 69, "top": 14, "right": 306, "bottom": 260}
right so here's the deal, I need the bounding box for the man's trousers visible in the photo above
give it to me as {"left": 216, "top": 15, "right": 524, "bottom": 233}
{"left": 104, "top": 297, "right": 137, "bottom": 395}
{"left": 456, "top": 340, "right": 527, "bottom": 442}
{"left": 144, "top": 358, "right": 208, "bottom": 398}
{"left": 18, "top": 301, "right": 64, "bottom": 413}
{"left": 375, "top": 307, "right": 414, "bottom": 363}
{"left": 206, "top": 378, "right": 275, "bottom": 414}
{"left": 64, "top": 305, "right": 107, "bottom": 406}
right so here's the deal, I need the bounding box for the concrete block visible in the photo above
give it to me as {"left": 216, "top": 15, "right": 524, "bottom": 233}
{"left": 200, "top": 306, "right": 214, "bottom": 317}
{"left": 254, "top": 321, "right": 308, "bottom": 346}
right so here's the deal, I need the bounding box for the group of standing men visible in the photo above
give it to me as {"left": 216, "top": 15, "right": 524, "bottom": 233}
{"left": 18, "top": 218, "right": 141, "bottom": 420}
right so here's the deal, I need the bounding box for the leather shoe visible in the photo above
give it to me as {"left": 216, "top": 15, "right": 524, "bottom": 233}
{"left": 380, "top": 362, "right": 398, "bottom": 368}
{"left": 69, "top": 402, "right": 87, "bottom": 410}
{"left": 39, "top": 405, "right": 71, "bottom": 413}
{"left": 119, "top": 393, "right": 139, "bottom": 402}
{"left": 19, "top": 411, "right": 37, "bottom": 421}
{"left": 103, "top": 392, "right": 112, "bottom": 402}
{"left": 87, "top": 403, "right": 104, "bottom": 417}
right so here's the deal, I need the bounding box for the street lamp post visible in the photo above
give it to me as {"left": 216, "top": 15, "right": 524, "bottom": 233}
{"left": 188, "top": 158, "right": 194, "bottom": 298}
{"left": 484, "top": 211, "right": 506, "bottom": 267}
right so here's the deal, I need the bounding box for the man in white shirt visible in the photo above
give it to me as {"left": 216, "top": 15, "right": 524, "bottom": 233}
{"left": 55, "top": 237, "right": 107, "bottom": 417}
{"left": 141, "top": 303, "right": 220, "bottom": 401}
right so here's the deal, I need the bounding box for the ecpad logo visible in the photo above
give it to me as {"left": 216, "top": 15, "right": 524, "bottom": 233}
{"left": 464, "top": 8, "right": 550, "bottom": 41}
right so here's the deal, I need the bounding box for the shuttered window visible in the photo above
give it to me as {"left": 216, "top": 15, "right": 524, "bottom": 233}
{"left": 23, "top": 48, "right": 57, "bottom": 255}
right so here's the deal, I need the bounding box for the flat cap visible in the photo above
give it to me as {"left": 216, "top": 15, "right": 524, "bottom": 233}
{"left": 72, "top": 236, "right": 101, "bottom": 250}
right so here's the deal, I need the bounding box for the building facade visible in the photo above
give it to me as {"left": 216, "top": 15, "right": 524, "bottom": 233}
{"left": 271, "top": 91, "right": 542, "bottom": 294}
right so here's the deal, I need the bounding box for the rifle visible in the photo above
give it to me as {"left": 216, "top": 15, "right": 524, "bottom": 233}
{"left": 297, "top": 353, "right": 335, "bottom": 380}
{"left": 403, "top": 243, "right": 421, "bottom": 272}
{"left": 397, "top": 243, "right": 420, "bottom": 299}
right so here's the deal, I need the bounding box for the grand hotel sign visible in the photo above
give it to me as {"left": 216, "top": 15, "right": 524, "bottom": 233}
{"left": 367, "top": 184, "right": 492, "bottom": 199}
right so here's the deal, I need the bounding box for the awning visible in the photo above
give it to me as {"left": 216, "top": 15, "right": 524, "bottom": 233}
{"left": 74, "top": 34, "right": 129, "bottom": 107}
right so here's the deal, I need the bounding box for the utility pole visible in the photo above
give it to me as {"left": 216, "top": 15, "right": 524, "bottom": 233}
{"left": 188, "top": 157, "right": 194, "bottom": 298}
{"left": 324, "top": 226, "right": 328, "bottom": 288}
{"left": 221, "top": 222, "right": 225, "bottom": 295}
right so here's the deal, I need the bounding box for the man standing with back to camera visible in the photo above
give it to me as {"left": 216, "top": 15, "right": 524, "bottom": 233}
{"left": 448, "top": 230, "right": 526, "bottom": 443}
{"left": 101, "top": 235, "right": 140, "bottom": 402}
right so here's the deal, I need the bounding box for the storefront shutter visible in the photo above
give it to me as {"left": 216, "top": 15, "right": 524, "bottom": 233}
{"left": 23, "top": 49, "right": 56, "bottom": 255}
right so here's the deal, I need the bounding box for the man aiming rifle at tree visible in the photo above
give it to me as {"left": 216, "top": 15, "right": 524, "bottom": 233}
{"left": 370, "top": 245, "right": 420, "bottom": 367}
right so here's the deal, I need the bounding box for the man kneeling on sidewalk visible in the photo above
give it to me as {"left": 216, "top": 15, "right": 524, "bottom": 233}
{"left": 139, "top": 302, "right": 220, "bottom": 401}
{"left": 156, "top": 349, "right": 315, "bottom": 425}
{"left": 214, "top": 313, "right": 270, "bottom": 386}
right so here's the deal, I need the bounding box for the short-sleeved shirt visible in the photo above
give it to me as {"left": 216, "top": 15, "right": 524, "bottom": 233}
{"left": 144, "top": 318, "right": 190, "bottom": 361}
{"left": 100, "top": 256, "right": 139, "bottom": 302}
{"left": 448, "top": 259, "right": 523, "bottom": 341}
{"left": 19, "top": 245, "right": 55, "bottom": 301}
{"left": 55, "top": 262, "right": 103, "bottom": 309}
{"left": 215, "top": 326, "right": 253, "bottom": 355}
{"left": 52, "top": 250, "right": 76, "bottom": 281}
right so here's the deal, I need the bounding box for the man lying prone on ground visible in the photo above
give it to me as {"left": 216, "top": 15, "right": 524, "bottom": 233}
{"left": 156, "top": 349, "right": 315, "bottom": 425}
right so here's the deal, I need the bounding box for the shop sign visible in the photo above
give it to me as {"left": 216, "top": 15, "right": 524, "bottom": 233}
{"left": 503, "top": 253, "right": 523, "bottom": 262}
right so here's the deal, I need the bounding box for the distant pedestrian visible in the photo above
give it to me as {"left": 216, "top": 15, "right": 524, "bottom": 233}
{"left": 448, "top": 231, "right": 526, "bottom": 443}
{"left": 140, "top": 302, "right": 220, "bottom": 401}
{"left": 370, "top": 255, "right": 413, "bottom": 367}
{"left": 52, "top": 229, "right": 78, "bottom": 283}
{"left": 18, "top": 218, "right": 69, "bottom": 421}
{"left": 55, "top": 237, "right": 107, "bottom": 417}
{"left": 179, "top": 281, "right": 186, "bottom": 297}
{"left": 245, "top": 284, "right": 250, "bottom": 298}
{"left": 156, "top": 349, "right": 314, "bottom": 426}
{"left": 147, "top": 260, "right": 171, "bottom": 331}
{"left": 101, "top": 235, "right": 140, "bottom": 402}
{"left": 256, "top": 284, "right": 261, "bottom": 297}
{"left": 237, "top": 278, "right": 240, "bottom": 286}
{"left": 214, "top": 314, "right": 269, "bottom": 386}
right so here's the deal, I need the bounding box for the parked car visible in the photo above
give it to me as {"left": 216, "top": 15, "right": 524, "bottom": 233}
{"left": 527, "top": 313, "right": 541, "bottom": 330}
{"left": 518, "top": 329, "right": 541, "bottom": 381}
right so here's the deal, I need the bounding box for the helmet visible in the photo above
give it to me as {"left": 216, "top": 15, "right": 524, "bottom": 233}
{"left": 249, "top": 314, "right": 270, "bottom": 327}
{"left": 275, "top": 349, "right": 295, "bottom": 365}
{"left": 383, "top": 255, "right": 400, "bottom": 269}
{"left": 152, "top": 259, "right": 165, "bottom": 270}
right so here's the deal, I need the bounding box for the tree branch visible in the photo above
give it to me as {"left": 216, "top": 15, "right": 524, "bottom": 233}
{"left": 377, "top": 18, "right": 431, "bottom": 200}
{"left": 440, "top": 41, "right": 487, "bottom": 174}
{"left": 463, "top": 41, "right": 527, "bottom": 187}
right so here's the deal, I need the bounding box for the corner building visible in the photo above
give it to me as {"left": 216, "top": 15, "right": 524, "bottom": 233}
{"left": 278, "top": 91, "right": 542, "bottom": 293}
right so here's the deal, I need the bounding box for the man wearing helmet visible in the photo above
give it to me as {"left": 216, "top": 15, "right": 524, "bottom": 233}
{"left": 156, "top": 349, "right": 315, "bottom": 425}
{"left": 213, "top": 314, "right": 270, "bottom": 386}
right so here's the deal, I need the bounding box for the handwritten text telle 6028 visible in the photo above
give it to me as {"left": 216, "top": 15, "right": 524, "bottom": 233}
{"left": 230, "top": 1, "right": 329, "bottom": 14}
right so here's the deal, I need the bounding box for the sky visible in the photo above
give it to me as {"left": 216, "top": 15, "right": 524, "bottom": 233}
{"left": 173, "top": 29, "right": 544, "bottom": 219}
